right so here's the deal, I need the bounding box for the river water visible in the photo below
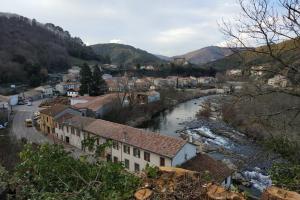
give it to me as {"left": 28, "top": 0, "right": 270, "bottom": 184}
{"left": 139, "top": 95, "right": 282, "bottom": 197}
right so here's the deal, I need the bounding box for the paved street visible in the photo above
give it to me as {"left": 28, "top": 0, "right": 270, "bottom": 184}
{"left": 10, "top": 99, "right": 91, "bottom": 160}
{"left": 11, "top": 99, "right": 52, "bottom": 144}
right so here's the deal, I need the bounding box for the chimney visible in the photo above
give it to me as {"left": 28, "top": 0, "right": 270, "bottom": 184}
{"left": 123, "top": 131, "right": 128, "bottom": 142}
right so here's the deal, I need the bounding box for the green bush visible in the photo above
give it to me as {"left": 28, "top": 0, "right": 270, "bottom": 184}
{"left": 12, "top": 144, "right": 140, "bottom": 200}
{"left": 144, "top": 164, "right": 159, "bottom": 179}
{"left": 269, "top": 163, "right": 300, "bottom": 193}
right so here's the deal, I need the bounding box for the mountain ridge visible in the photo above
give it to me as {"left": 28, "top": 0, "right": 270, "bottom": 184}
{"left": 173, "top": 46, "right": 235, "bottom": 65}
{"left": 90, "top": 43, "right": 164, "bottom": 67}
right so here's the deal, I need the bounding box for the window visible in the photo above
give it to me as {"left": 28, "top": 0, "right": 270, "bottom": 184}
{"left": 76, "top": 129, "right": 80, "bottom": 137}
{"left": 113, "top": 141, "right": 119, "bottom": 150}
{"left": 71, "top": 127, "right": 75, "bottom": 134}
{"left": 160, "top": 157, "right": 165, "bottom": 166}
{"left": 134, "top": 163, "right": 140, "bottom": 172}
{"left": 96, "top": 138, "right": 100, "bottom": 145}
{"left": 133, "top": 148, "right": 140, "bottom": 158}
{"left": 66, "top": 126, "right": 69, "bottom": 133}
{"left": 113, "top": 156, "right": 118, "bottom": 163}
{"left": 65, "top": 136, "right": 70, "bottom": 144}
{"left": 144, "top": 152, "right": 150, "bottom": 162}
{"left": 123, "top": 145, "right": 130, "bottom": 154}
{"left": 106, "top": 154, "right": 112, "bottom": 162}
{"left": 55, "top": 123, "right": 58, "bottom": 128}
{"left": 124, "top": 159, "right": 129, "bottom": 169}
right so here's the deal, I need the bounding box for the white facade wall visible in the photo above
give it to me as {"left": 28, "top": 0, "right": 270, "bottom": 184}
{"left": 53, "top": 126, "right": 188, "bottom": 172}
{"left": 171, "top": 143, "right": 197, "bottom": 166}
{"left": 67, "top": 91, "right": 79, "bottom": 97}
{"left": 70, "top": 99, "right": 88, "bottom": 105}
{"left": 110, "top": 141, "right": 172, "bottom": 172}
{"left": 55, "top": 126, "right": 84, "bottom": 149}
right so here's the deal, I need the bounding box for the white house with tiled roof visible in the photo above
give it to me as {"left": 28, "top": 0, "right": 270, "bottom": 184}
{"left": 54, "top": 114, "right": 197, "bottom": 172}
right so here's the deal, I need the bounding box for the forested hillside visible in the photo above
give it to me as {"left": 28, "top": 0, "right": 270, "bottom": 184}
{"left": 0, "top": 13, "right": 102, "bottom": 85}
{"left": 91, "top": 43, "right": 164, "bottom": 67}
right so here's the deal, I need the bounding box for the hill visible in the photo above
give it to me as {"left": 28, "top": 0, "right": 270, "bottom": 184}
{"left": 90, "top": 43, "right": 164, "bottom": 67}
{"left": 155, "top": 54, "right": 172, "bottom": 61}
{"left": 0, "top": 13, "right": 103, "bottom": 85}
{"left": 174, "top": 46, "right": 235, "bottom": 65}
{"left": 200, "top": 39, "right": 300, "bottom": 72}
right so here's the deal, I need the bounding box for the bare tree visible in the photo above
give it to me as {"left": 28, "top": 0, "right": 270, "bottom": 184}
{"left": 220, "top": 0, "right": 300, "bottom": 86}
{"left": 219, "top": 0, "right": 300, "bottom": 137}
{"left": 115, "top": 75, "right": 137, "bottom": 109}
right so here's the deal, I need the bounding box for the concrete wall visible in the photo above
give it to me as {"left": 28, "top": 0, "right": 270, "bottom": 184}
{"left": 171, "top": 143, "right": 197, "bottom": 166}
{"left": 110, "top": 141, "right": 172, "bottom": 172}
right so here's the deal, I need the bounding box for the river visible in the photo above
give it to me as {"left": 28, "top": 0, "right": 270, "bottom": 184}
{"left": 139, "top": 95, "right": 282, "bottom": 197}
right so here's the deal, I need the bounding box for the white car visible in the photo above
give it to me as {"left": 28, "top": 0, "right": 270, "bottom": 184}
{"left": 0, "top": 125, "right": 5, "bottom": 129}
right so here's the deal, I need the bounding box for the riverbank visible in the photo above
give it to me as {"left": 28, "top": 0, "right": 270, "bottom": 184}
{"left": 137, "top": 95, "right": 285, "bottom": 198}
{"left": 103, "top": 88, "right": 219, "bottom": 127}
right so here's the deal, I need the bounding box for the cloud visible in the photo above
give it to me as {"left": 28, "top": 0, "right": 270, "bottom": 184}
{"left": 109, "top": 39, "right": 123, "bottom": 44}
{"left": 154, "top": 27, "right": 197, "bottom": 44}
{"left": 1, "top": 0, "right": 241, "bottom": 56}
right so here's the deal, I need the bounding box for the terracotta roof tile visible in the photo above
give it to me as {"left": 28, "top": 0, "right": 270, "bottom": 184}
{"left": 56, "top": 114, "right": 96, "bottom": 129}
{"left": 180, "top": 153, "right": 234, "bottom": 183}
{"left": 73, "top": 94, "right": 118, "bottom": 111}
{"left": 84, "top": 119, "right": 187, "bottom": 158}
{"left": 40, "top": 104, "right": 70, "bottom": 117}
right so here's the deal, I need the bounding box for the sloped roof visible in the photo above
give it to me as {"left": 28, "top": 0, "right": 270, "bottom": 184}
{"left": 56, "top": 114, "right": 96, "bottom": 129}
{"left": 72, "top": 94, "right": 118, "bottom": 111}
{"left": 180, "top": 153, "right": 234, "bottom": 183}
{"left": 84, "top": 119, "right": 187, "bottom": 158}
{"left": 40, "top": 104, "right": 70, "bottom": 117}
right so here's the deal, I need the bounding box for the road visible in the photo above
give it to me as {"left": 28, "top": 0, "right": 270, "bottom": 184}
{"left": 11, "top": 99, "right": 52, "bottom": 144}
{"left": 9, "top": 99, "right": 90, "bottom": 159}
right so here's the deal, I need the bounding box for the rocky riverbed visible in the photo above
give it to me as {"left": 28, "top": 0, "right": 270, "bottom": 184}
{"left": 140, "top": 95, "right": 284, "bottom": 198}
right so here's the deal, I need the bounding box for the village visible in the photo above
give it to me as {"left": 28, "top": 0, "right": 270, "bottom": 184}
{"left": 0, "top": 60, "right": 296, "bottom": 200}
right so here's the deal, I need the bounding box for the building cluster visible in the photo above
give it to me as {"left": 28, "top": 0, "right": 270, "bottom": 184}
{"left": 226, "top": 69, "right": 242, "bottom": 77}
{"left": 69, "top": 91, "right": 160, "bottom": 118}
{"left": 267, "top": 74, "right": 290, "bottom": 88}
{"left": 39, "top": 104, "right": 197, "bottom": 173}
{"left": 55, "top": 66, "right": 81, "bottom": 97}
{"left": 104, "top": 75, "right": 216, "bottom": 92}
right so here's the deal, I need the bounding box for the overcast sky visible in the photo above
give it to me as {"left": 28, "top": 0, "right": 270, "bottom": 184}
{"left": 1, "top": 0, "right": 240, "bottom": 56}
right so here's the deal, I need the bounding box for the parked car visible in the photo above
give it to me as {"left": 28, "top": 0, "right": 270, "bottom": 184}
{"left": 34, "top": 111, "right": 40, "bottom": 117}
{"left": 27, "top": 101, "right": 32, "bottom": 106}
{"left": 25, "top": 119, "right": 33, "bottom": 127}
{"left": 0, "top": 125, "right": 5, "bottom": 129}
